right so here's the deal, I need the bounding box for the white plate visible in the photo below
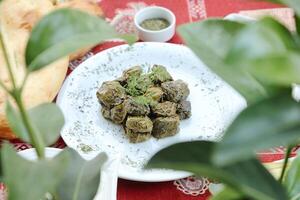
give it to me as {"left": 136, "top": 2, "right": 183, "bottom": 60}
{"left": 56, "top": 42, "right": 246, "bottom": 182}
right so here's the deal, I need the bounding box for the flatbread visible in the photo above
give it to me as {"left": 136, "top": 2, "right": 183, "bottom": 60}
{"left": 56, "top": 0, "right": 104, "bottom": 60}
{"left": 0, "top": 0, "right": 68, "bottom": 139}
{"left": 0, "top": 0, "right": 103, "bottom": 139}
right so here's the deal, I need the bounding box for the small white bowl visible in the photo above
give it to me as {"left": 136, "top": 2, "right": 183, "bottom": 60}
{"left": 134, "top": 6, "right": 176, "bottom": 42}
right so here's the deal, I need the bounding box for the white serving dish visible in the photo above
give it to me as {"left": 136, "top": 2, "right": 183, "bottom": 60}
{"left": 56, "top": 42, "right": 246, "bottom": 182}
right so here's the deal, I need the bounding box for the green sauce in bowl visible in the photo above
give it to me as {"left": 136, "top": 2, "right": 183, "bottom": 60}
{"left": 140, "top": 18, "right": 170, "bottom": 31}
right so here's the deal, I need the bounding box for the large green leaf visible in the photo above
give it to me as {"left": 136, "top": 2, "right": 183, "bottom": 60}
{"left": 147, "top": 141, "right": 288, "bottom": 200}
{"left": 296, "top": 15, "right": 300, "bottom": 36}
{"left": 222, "top": 158, "right": 286, "bottom": 200}
{"left": 149, "top": 141, "right": 234, "bottom": 183}
{"left": 6, "top": 103, "right": 64, "bottom": 146}
{"left": 28, "top": 103, "right": 64, "bottom": 146}
{"left": 226, "top": 17, "right": 297, "bottom": 62}
{"left": 284, "top": 155, "right": 300, "bottom": 199}
{"left": 210, "top": 187, "right": 245, "bottom": 200}
{"left": 5, "top": 101, "right": 30, "bottom": 141}
{"left": 2, "top": 144, "right": 69, "bottom": 200}
{"left": 214, "top": 91, "right": 300, "bottom": 166}
{"left": 56, "top": 149, "right": 107, "bottom": 200}
{"left": 226, "top": 17, "right": 300, "bottom": 86}
{"left": 26, "top": 8, "right": 136, "bottom": 71}
{"left": 246, "top": 53, "right": 300, "bottom": 86}
{"left": 178, "top": 19, "right": 279, "bottom": 104}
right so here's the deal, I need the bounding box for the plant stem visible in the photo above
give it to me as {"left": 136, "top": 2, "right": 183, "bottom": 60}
{"left": 20, "top": 71, "right": 29, "bottom": 92}
{"left": 0, "top": 80, "right": 11, "bottom": 94}
{"left": 279, "top": 146, "right": 293, "bottom": 183}
{"left": 1, "top": 24, "right": 45, "bottom": 158}
{"left": 15, "top": 93, "right": 45, "bottom": 158}
{"left": 0, "top": 25, "right": 17, "bottom": 89}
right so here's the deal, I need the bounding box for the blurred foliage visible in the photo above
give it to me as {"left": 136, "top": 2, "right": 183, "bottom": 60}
{"left": 0, "top": 6, "right": 136, "bottom": 200}
{"left": 148, "top": 1, "right": 300, "bottom": 200}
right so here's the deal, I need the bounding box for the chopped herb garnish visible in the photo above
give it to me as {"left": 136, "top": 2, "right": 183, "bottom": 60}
{"left": 125, "top": 74, "right": 152, "bottom": 96}
{"left": 149, "top": 65, "right": 173, "bottom": 83}
{"left": 133, "top": 96, "right": 157, "bottom": 107}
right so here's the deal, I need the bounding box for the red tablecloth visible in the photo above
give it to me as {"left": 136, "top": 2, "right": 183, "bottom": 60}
{"left": 6, "top": 1, "right": 291, "bottom": 200}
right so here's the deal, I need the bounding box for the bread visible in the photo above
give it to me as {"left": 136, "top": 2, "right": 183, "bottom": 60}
{"left": 56, "top": 0, "right": 104, "bottom": 60}
{"left": 0, "top": 0, "right": 68, "bottom": 140}
{"left": 0, "top": 0, "right": 103, "bottom": 140}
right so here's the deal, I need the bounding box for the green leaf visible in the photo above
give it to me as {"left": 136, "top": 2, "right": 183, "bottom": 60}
{"left": 56, "top": 149, "right": 107, "bottom": 200}
{"left": 2, "top": 144, "right": 69, "bottom": 200}
{"left": 147, "top": 141, "right": 288, "bottom": 200}
{"left": 223, "top": 158, "right": 287, "bottom": 200}
{"left": 26, "top": 8, "right": 136, "bottom": 71}
{"left": 5, "top": 101, "right": 30, "bottom": 141}
{"left": 120, "top": 34, "right": 139, "bottom": 45}
{"left": 148, "top": 141, "right": 234, "bottom": 183}
{"left": 214, "top": 91, "right": 300, "bottom": 166}
{"left": 226, "top": 18, "right": 297, "bottom": 61}
{"left": 226, "top": 17, "right": 300, "bottom": 86}
{"left": 210, "top": 187, "right": 245, "bottom": 200}
{"left": 5, "top": 103, "right": 63, "bottom": 146}
{"left": 247, "top": 53, "right": 300, "bottom": 86}
{"left": 178, "top": 19, "right": 279, "bottom": 104}
{"left": 284, "top": 155, "right": 300, "bottom": 199}
{"left": 2, "top": 145, "right": 107, "bottom": 200}
{"left": 28, "top": 103, "right": 64, "bottom": 146}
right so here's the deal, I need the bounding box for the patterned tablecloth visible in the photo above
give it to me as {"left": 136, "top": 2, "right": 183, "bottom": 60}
{"left": 5, "top": 0, "right": 296, "bottom": 200}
